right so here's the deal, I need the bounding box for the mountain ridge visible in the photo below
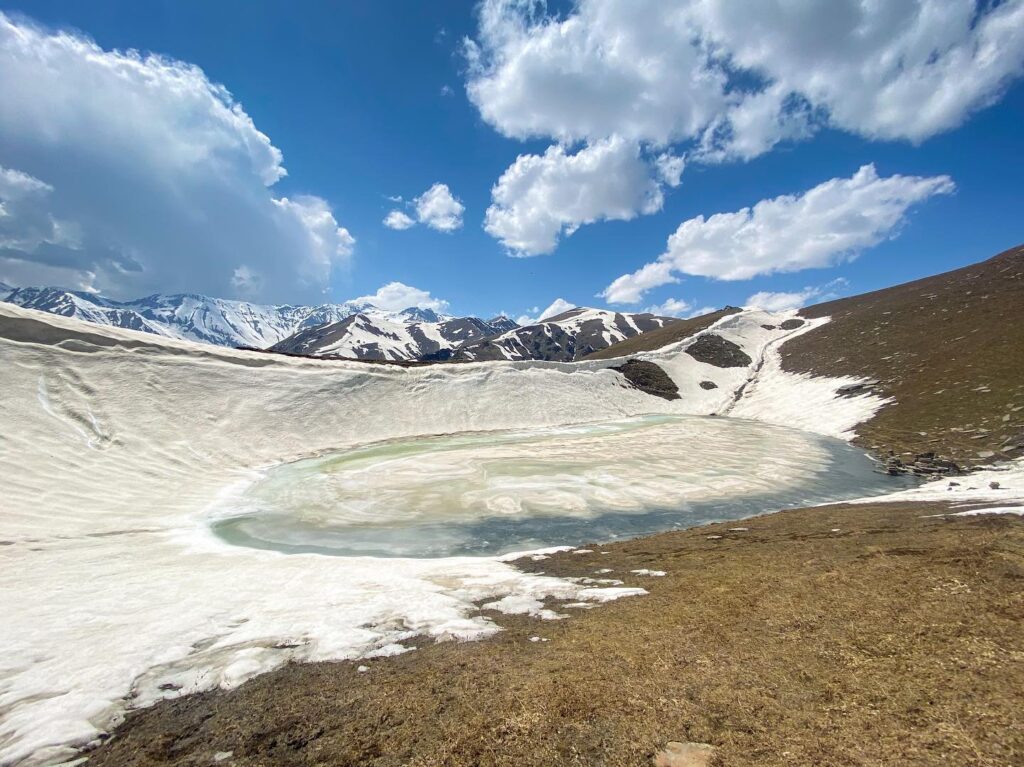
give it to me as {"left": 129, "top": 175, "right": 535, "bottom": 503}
{"left": 0, "top": 283, "right": 684, "bottom": 364}
{"left": 0, "top": 284, "right": 513, "bottom": 357}
{"left": 447, "top": 307, "right": 678, "bottom": 362}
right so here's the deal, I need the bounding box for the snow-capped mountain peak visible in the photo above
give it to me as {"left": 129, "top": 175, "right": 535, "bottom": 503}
{"left": 0, "top": 284, "right": 514, "bottom": 360}
{"left": 269, "top": 311, "right": 516, "bottom": 361}
{"left": 452, "top": 307, "right": 677, "bottom": 362}
{"left": 1, "top": 284, "right": 675, "bottom": 363}
{"left": 0, "top": 285, "right": 436, "bottom": 351}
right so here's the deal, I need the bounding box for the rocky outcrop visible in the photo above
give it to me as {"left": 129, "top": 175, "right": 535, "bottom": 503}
{"left": 612, "top": 360, "right": 680, "bottom": 400}
{"left": 780, "top": 318, "right": 805, "bottom": 330}
{"left": 685, "top": 334, "right": 753, "bottom": 368}
{"left": 884, "top": 451, "right": 961, "bottom": 476}
{"left": 699, "top": 380, "right": 718, "bottom": 390}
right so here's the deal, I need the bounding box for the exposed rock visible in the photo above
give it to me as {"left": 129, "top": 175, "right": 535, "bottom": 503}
{"left": 761, "top": 324, "right": 777, "bottom": 330}
{"left": 780, "top": 318, "right": 805, "bottom": 330}
{"left": 612, "top": 360, "right": 680, "bottom": 400}
{"left": 699, "top": 380, "right": 718, "bottom": 390}
{"left": 836, "top": 380, "right": 880, "bottom": 398}
{"left": 685, "top": 334, "right": 752, "bottom": 368}
{"left": 885, "top": 451, "right": 960, "bottom": 476}
{"left": 653, "top": 741, "right": 716, "bottom": 767}
{"left": 990, "top": 481, "right": 1001, "bottom": 489}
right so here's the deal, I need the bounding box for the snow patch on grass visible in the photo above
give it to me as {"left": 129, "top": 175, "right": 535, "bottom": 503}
{"left": 851, "top": 458, "right": 1024, "bottom": 510}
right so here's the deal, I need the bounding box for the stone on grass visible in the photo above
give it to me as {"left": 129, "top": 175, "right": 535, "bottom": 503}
{"left": 654, "top": 741, "right": 716, "bottom": 767}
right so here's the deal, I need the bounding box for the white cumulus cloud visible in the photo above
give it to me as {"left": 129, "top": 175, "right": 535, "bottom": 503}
{"left": 538, "top": 297, "right": 576, "bottom": 320}
{"left": 484, "top": 136, "right": 665, "bottom": 256}
{"left": 465, "top": 0, "right": 1024, "bottom": 160}
{"left": 465, "top": 0, "right": 728, "bottom": 146}
{"left": 415, "top": 183, "right": 465, "bottom": 232}
{"left": 383, "top": 210, "right": 416, "bottom": 230}
{"left": 602, "top": 164, "right": 953, "bottom": 303}
{"left": 654, "top": 152, "right": 685, "bottom": 188}
{"left": 384, "top": 183, "right": 465, "bottom": 233}
{"left": 745, "top": 279, "right": 849, "bottom": 312}
{"left": 351, "top": 281, "right": 450, "bottom": 313}
{"left": 516, "top": 297, "right": 577, "bottom": 325}
{"left": 643, "top": 298, "right": 692, "bottom": 318}
{"left": 0, "top": 12, "right": 354, "bottom": 302}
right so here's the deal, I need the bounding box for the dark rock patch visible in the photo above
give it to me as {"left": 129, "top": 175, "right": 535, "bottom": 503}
{"left": 780, "top": 318, "right": 805, "bottom": 330}
{"left": 883, "top": 451, "right": 961, "bottom": 477}
{"left": 760, "top": 324, "right": 777, "bottom": 330}
{"left": 698, "top": 380, "right": 718, "bottom": 390}
{"left": 836, "top": 380, "right": 880, "bottom": 398}
{"left": 685, "top": 335, "right": 752, "bottom": 368}
{"left": 612, "top": 360, "right": 680, "bottom": 400}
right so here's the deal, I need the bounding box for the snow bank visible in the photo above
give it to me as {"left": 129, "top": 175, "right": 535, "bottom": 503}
{"left": 724, "top": 315, "right": 892, "bottom": 440}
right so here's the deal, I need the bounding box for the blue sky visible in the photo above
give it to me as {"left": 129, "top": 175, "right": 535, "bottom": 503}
{"left": 0, "top": 1, "right": 1022, "bottom": 321}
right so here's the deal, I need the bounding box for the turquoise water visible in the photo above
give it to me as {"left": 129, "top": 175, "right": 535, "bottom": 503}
{"left": 212, "top": 415, "right": 918, "bottom": 558}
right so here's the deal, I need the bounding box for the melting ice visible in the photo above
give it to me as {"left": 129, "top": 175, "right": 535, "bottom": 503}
{"left": 213, "top": 415, "right": 915, "bottom": 557}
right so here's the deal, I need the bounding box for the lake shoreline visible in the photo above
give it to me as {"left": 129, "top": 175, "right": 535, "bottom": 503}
{"left": 84, "top": 494, "right": 1024, "bottom": 767}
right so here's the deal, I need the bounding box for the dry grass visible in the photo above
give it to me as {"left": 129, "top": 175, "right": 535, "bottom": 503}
{"left": 784, "top": 244, "right": 1024, "bottom": 468}
{"left": 87, "top": 502, "right": 1024, "bottom": 767}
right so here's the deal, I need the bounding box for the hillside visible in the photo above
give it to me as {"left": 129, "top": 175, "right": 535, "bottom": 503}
{"left": 583, "top": 306, "right": 742, "bottom": 360}
{"left": 782, "top": 243, "right": 1024, "bottom": 468}
{"left": 450, "top": 307, "right": 676, "bottom": 362}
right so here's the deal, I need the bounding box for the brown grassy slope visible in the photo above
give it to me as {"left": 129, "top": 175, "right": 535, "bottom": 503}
{"left": 87, "top": 503, "right": 1024, "bottom": 767}
{"left": 783, "top": 243, "right": 1024, "bottom": 468}
{"left": 583, "top": 306, "right": 741, "bottom": 360}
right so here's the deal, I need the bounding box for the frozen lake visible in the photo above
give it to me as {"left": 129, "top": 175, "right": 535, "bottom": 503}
{"left": 0, "top": 303, "right": 917, "bottom": 766}
{"left": 214, "top": 415, "right": 918, "bottom": 558}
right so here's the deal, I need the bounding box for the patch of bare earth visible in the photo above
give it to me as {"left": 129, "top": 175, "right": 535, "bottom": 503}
{"left": 86, "top": 502, "right": 1023, "bottom": 767}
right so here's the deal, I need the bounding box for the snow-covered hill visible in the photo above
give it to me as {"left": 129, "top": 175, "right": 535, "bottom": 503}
{"left": 452, "top": 307, "right": 676, "bottom": 361}
{"left": 269, "top": 311, "right": 518, "bottom": 361}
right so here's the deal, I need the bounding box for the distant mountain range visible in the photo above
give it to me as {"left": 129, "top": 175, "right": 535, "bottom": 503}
{"left": 447, "top": 307, "right": 676, "bottom": 362}
{"left": 0, "top": 283, "right": 678, "bottom": 363}
{"left": 0, "top": 284, "right": 365, "bottom": 349}
{"left": 268, "top": 311, "right": 519, "bottom": 361}
{"left": 0, "top": 284, "right": 518, "bottom": 358}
